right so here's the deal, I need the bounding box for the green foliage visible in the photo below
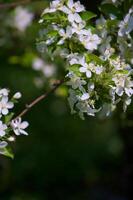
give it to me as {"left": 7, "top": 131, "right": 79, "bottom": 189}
{"left": 80, "top": 11, "right": 97, "bottom": 21}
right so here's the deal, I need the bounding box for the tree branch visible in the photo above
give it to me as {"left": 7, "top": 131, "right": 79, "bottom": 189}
{"left": 0, "top": 0, "right": 31, "bottom": 9}
{"left": 14, "top": 79, "right": 65, "bottom": 120}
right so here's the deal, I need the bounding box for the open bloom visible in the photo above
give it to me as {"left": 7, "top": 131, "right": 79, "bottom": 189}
{"left": 0, "top": 121, "right": 7, "bottom": 137}
{"left": 11, "top": 117, "right": 29, "bottom": 136}
{"left": 112, "top": 74, "right": 133, "bottom": 97}
{"left": 79, "top": 29, "right": 101, "bottom": 51}
{"left": 58, "top": 26, "right": 73, "bottom": 45}
{"left": 71, "top": 21, "right": 86, "bottom": 35}
{"left": 67, "top": 73, "right": 86, "bottom": 92}
{"left": 43, "top": 0, "right": 63, "bottom": 14}
{"left": 0, "top": 97, "right": 14, "bottom": 115}
{"left": 78, "top": 57, "right": 92, "bottom": 78}
{"left": 61, "top": 0, "right": 84, "bottom": 23}
{"left": 118, "top": 8, "right": 133, "bottom": 36}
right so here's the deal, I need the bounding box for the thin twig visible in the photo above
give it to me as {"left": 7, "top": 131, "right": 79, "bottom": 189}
{"left": 14, "top": 79, "right": 65, "bottom": 120}
{"left": 0, "top": 0, "right": 31, "bottom": 9}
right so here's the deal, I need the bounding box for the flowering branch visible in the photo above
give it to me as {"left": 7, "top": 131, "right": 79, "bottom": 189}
{"left": 1, "top": 0, "right": 133, "bottom": 158}
{"left": 0, "top": 79, "right": 64, "bottom": 158}
{"left": 14, "top": 79, "right": 65, "bottom": 119}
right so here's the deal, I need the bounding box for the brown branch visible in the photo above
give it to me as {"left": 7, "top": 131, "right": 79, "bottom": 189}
{"left": 0, "top": 0, "right": 31, "bottom": 9}
{"left": 14, "top": 79, "right": 65, "bottom": 120}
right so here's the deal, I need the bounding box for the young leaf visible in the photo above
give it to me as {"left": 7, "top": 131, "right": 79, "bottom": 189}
{"left": 0, "top": 146, "right": 14, "bottom": 159}
{"left": 80, "top": 11, "right": 97, "bottom": 21}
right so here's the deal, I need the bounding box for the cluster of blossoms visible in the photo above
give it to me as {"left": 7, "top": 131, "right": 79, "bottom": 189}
{"left": 0, "top": 89, "right": 29, "bottom": 157}
{"left": 38, "top": 0, "right": 133, "bottom": 119}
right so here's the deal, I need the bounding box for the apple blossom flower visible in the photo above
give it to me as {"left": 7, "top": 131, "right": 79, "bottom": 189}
{"left": 79, "top": 29, "right": 101, "bottom": 51}
{"left": 58, "top": 26, "right": 73, "bottom": 45}
{"left": 61, "top": 0, "right": 84, "bottom": 23}
{"left": 42, "top": 0, "right": 63, "bottom": 14}
{"left": 118, "top": 8, "right": 133, "bottom": 37}
{"left": 112, "top": 74, "right": 133, "bottom": 97}
{"left": 11, "top": 117, "right": 29, "bottom": 136}
{"left": 0, "top": 97, "right": 14, "bottom": 115}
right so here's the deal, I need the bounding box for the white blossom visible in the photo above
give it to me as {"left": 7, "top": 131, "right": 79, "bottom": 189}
{"left": 42, "top": 0, "right": 63, "bottom": 14}
{"left": 58, "top": 26, "right": 73, "bottom": 45}
{"left": 79, "top": 57, "right": 92, "bottom": 78}
{"left": 118, "top": 8, "right": 133, "bottom": 37}
{"left": 11, "top": 117, "right": 29, "bottom": 136}
{"left": 61, "top": 0, "right": 84, "bottom": 23}
{"left": 39, "top": 0, "right": 133, "bottom": 118}
{"left": 71, "top": 21, "right": 86, "bottom": 35}
{"left": 67, "top": 73, "right": 86, "bottom": 92}
{"left": 79, "top": 29, "right": 101, "bottom": 51}
{"left": 112, "top": 74, "right": 133, "bottom": 97}
{"left": 13, "top": 6, "right": 34, "bottom": 32}
{"left": 0, "top": 97, "right": 14, "bottom": 115}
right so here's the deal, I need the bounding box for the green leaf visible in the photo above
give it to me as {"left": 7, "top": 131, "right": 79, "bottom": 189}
{"left": 100, "top": 4, "right": 122, "bottom": 18}
{"left": 5, "top": 112, "right": 14, "bottom": 124}
{"left": 86, "top": 53, "right": 104, "bottom": 65}
{"left": 0, "top": 147, "right": 14, "bottom": 159}
{"left": 47, "top": 30, "right": 58, "bottom": 37}
{"left": 80, "top": 11, "right": 97, "bottom": 21}
{"left": 69, "top": 64, "right": 81, "bottom": 76}
{"left": 42, "top": 13, "right": 56, "bottom": 20}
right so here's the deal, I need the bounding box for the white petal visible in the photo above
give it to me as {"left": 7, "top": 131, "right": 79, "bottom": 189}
{"left": 7, "top": 102, "right": 14, "bottom": 109}
{"left": 86, "top": 70, "right": 92, "bottom": 78}
{"left": 61, "top": 6, "right": 71, "bottom": 14}
{"left": 79, "top": 67, "right": 86, "bottom": 73}
{"left": 0, "top": 141, "right": 8, "bottom": 148}
{"left": 14, "top": 129, "right": 20, "bottom": 136}
{"left": 58, "top": 39, "right": 65, "bottom": 45}
{"left": 20, "top": 129, "right": 28, "bottom": 136}
{"left": 20, "top": 121, "right": 29, "bottom": 129}
{"left": 80, "top": 93, "right": 90, "bottom": 101}
{"left": 2, "top": 108, "right": 8, "bottom": 115}
{"left": 116, "top": 87, "right": 124, "bottom": 96}
{"left": 74, "top": 13, "right": 82, "bottom": 23}
{"left": 67, "top": 0, "right": 74, "bottom": 9}
{"left": 68, "top": 13, "right": 75, "bottom": 22}
{"left": 0, "top": 130, "right": 6, "bottom": 137}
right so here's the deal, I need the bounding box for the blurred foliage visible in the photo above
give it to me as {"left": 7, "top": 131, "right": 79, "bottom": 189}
{"left": 0, "top": 0, "right": 133, "bottom": 199}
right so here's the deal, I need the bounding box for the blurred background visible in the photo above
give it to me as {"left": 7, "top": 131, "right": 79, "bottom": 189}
{"left": 0, "top": 0, "right": 133, "bottom": 199}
